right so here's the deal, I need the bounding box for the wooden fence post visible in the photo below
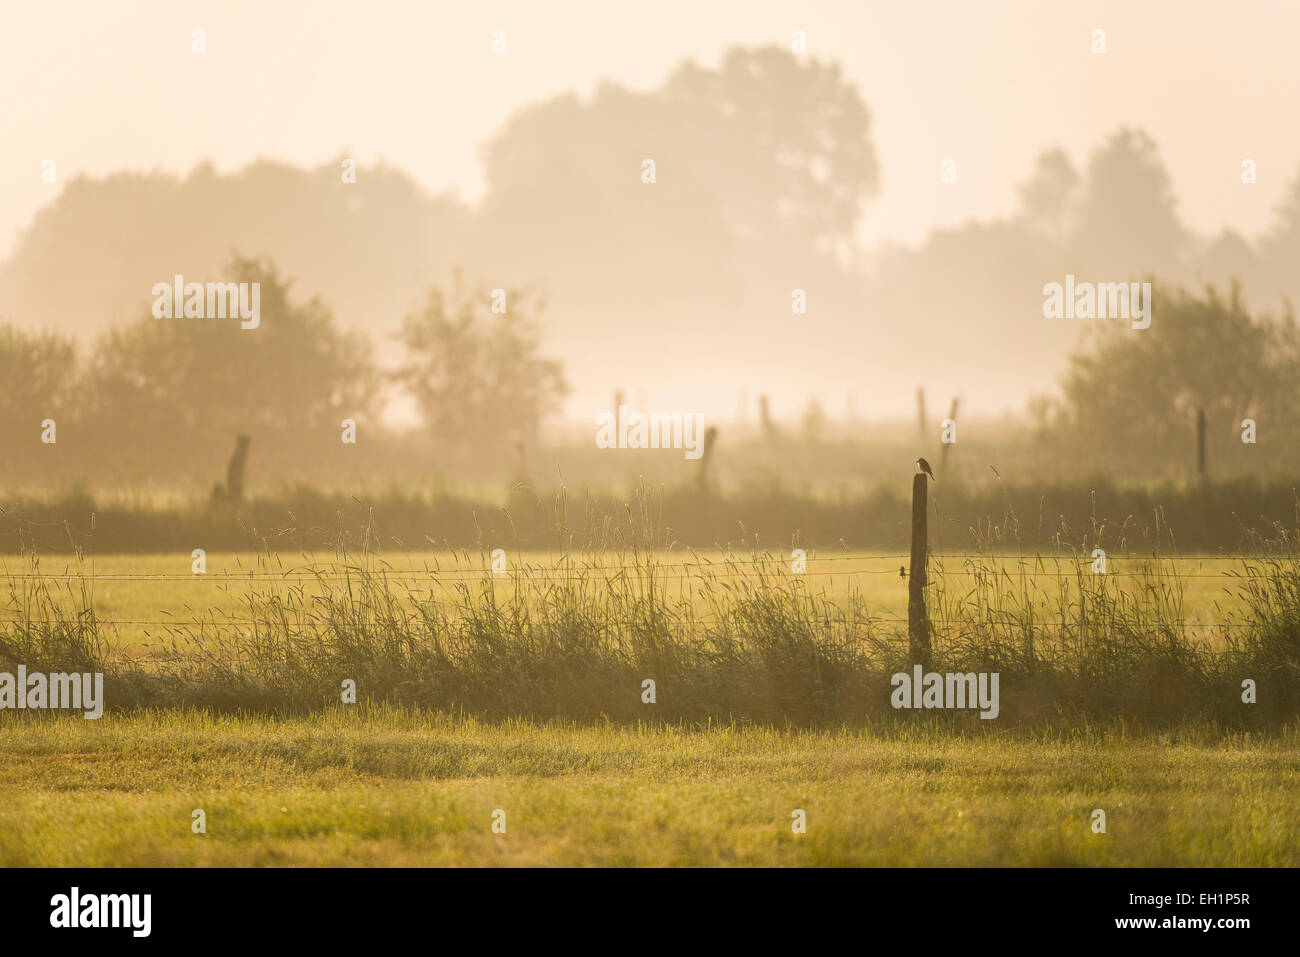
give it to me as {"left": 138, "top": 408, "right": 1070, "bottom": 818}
{"left": 939, "top": 396, "right": 958, "bottom": 477}
{"left": 908, "top": 471, "right": 930, "bottom": 663}
{"left": 759, "top": 394, "right": 777, "bottom": 443}
{"left": 696, "top": 426, "right": 717, "bottom": 491}
{"left": 226, "top": 435, "right": 250, "bottom": 501}
{"left": 1196, "top": 408, "right": 1206, "bottom": 478}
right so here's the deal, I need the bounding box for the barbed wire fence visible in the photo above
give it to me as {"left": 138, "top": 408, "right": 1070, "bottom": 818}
{"left": 0, "top": 547, "right": 1281, "bottom": 630}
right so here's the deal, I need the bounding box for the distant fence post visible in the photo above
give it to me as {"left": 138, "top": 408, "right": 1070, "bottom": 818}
{"left": 908, "top": 472, "right": 930, "bottom": 663}
{"left": 759, "top": 394, "right": 777, "bottom": 443}
{"left": 1196, "top": 408, "right": 1207, "bottom": 479}
{"left": 227, "top": 435, "right": 250, "bottom": 501}
{"left": 696, "top": 427, "right": 717, "bottom": 491}
{"left": 939, "top": 396, "right": 958, "bottom": 477}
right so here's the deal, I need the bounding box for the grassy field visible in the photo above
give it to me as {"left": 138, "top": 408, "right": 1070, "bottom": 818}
{"left": 3, "top": 541, "right": 1295, "bottom": 722}
{"left": 0, "top": 549, "right": 1255, "bottom": 655}
{"left": 2, "top": 708, "right": 1296, "bottom": 866}
{"left": 3, "top": 538, "right": 1297, "bottom": 867}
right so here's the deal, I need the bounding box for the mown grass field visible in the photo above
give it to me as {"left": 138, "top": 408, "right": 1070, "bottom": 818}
{"left": 1, "top": 708, "right": 1296, "bottom": 867}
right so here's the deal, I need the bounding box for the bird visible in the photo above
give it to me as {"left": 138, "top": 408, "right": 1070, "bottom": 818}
{"left": 916, "top": 457, "right": 936, "bottom": 482}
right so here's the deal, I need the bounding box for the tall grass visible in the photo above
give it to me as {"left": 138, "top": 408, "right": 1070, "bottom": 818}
{"left": 0, "top": 490, "right": 1296, "bottom": 727}
{"left": 6, "top": 474, "right": 1300, "bottom": 553}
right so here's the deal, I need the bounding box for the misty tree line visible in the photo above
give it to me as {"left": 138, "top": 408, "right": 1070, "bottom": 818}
{"left": 1036, "top": 281, "right": 1300, "bottom": 478}
{"left": 5, "top": 45, "right": 1300, "bottom": 483}
{"left": 11, "top": 49, "right": 1300, "bottom": 414}
{"left": 0, "top": 256, "right": 565, "bottom": 480}
{"left": 3, "top": 257, "right": 1297, "bottom": 484}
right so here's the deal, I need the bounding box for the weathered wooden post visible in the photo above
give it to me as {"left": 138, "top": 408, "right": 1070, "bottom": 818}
{"left": 908, "top": 471, "right": 930, "bottom": 663}
{"left": 696, "top": 426, "right": 718, "bottom": 491}
{"left": 1196, "top": 408, "right": 1206, "bottom": 478}
{"left": 939, "top": 396, "right": 958, "bottom": 477}
{"left": 759, "top": 395, "right": 777, "bottom": 443}
{"left": 226, "top": 434, "right": 250, "bottom": 501}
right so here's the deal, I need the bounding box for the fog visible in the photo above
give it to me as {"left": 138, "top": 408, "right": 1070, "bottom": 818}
{"left": 1, "top": 0, "right": 1298, "bottom": 446}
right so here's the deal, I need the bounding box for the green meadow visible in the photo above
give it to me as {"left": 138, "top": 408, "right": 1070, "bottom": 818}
{"left": 3, "top": 541, "right": 1297, "bottom": 865}
{"left": 1, "top": 709, "right": 1296, "bottom": 867}
{"left": 1, "top": 550, "right": 1254, "bottom": 655}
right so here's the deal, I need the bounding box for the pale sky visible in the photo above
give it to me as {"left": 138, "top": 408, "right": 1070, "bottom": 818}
{"left": 2, "top": 0, "right": 1295, "bottom": 258}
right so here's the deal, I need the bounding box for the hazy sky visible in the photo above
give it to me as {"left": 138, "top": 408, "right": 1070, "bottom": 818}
{"left": 3, "top": 0, "right": 1297, "bottom": 262}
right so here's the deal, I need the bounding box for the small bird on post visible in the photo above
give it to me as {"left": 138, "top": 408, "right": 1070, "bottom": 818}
{"left": 916, "top": 457, "right": 936, "bottom": 482}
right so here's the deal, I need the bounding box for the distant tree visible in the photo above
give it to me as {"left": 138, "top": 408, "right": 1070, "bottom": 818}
{"left": 84, "top": 255, "right": 380, "bottom": 467}
{"left": 1257, "top": 168, "right": 1300, "bottom": 307}
{"left": 470, "top": 46, "right": 878, "bottom": 397}
{"left": 1017, "top": 149, "right": 1079, "bottom": 242}
{"left": 873, "top": 128, "right": 1201, "bottom": 410}
{"left": 660, "top": 47, "right": 879, "bottom": 248}
{"left": 481, "top": 47, "right": 877, "bottom": 252}
{"left": 394, "top": 277, "right": 568, "bottom": 465}
{"left": 1067, "top": 128, "right": 1189, "bottom": 280}
{"left": 1050, "top": 283, "right": 1297, "bottom": 469}
{"left": 0, "top": 160, "right": 467, "bottom": 353}
{"left": 0, "top": 324, "right": 79, "bottom": 453}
